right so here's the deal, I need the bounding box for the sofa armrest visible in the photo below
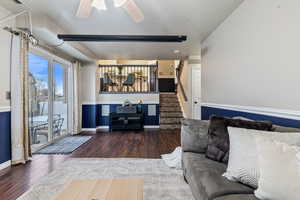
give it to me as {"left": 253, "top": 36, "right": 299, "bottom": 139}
{"left": 272, "top": 125, "right": 300, "bottom": 132}
{"left": 181, "top": 119, "right": 209, "bottom": 153}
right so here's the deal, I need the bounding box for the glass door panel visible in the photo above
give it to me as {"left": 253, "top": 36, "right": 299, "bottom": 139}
{"left": 53, "top": 63, "right": 68, "bottom": 139}
{"left": 28, "top": 52, "right": 71, "bottom": 152}
{"left": 28, "top": 53, "right": 50, "bottom": 152}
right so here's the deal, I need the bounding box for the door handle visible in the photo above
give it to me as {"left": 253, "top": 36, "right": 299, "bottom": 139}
{"left": 194, "top": 102, "right": 198, "bottom": 104}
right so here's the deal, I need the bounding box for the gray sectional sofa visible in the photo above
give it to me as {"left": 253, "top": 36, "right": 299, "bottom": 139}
{"left": 181, "top": 119, "right": 300, "bottom": 200}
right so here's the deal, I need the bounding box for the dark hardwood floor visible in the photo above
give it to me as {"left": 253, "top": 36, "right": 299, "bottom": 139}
{"left": 0, "top": 129, "right": 180, "bottom": 200}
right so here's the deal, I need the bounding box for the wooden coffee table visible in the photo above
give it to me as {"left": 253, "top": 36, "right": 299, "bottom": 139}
{"left": 55, "top": 178, "right": 144, "bottom": 200}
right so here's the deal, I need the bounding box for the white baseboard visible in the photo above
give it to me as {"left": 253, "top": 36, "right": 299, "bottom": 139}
{"left": 201, "top": 103, "right": 300, "bottom": 121}
{"left": 144, "top": 125, "right": 160, "bottom": 129}
{"left": 82, "top": 125, "right": 160, "bottom": 131}
{"left": 0, "top": 160, "right": 11, "bottom": 171}
{"left": 96, "top": 126, "right": 109, "bottom": 130}
{"left": 81, "top": 128, "right": 97, "bottom": 132}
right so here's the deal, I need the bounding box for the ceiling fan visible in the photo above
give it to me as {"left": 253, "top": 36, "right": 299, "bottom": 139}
{"left": 76, "top": 0, "right": 144, "bottom": 23}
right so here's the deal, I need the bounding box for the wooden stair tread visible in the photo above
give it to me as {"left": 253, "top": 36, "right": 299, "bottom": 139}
{"left": 159, "top": 93, "right": 183, "bottom": 130}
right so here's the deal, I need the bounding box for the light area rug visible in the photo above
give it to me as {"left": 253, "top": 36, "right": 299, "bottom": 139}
{"left": 17, "top": 158, "right": 194, "bottom": 200}
{"left": 34, "top": 136, "right": 92, "bottom": 154}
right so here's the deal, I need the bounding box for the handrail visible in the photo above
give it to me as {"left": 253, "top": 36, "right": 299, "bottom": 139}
{"left": 99, "top": 64, "right": 157, "bottom": 67}
{"left": 176, "top": 60, "right": 188, "bottom": 102}
{"left": 177, "top": 60, "right": 184, "bottom": 78}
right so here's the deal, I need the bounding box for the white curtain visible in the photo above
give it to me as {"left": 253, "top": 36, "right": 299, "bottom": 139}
{"left": 72, "top": 61, "right": 82, "bottom": 135}
{"left": 11, "top": 33, "right": 31, "bottom": 165}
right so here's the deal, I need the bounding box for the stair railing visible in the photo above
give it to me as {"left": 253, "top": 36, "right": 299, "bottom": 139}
{"left": 176, "top": 60, "right": 188, "bottom": 102}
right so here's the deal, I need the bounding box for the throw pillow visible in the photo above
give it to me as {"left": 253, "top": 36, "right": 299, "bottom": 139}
{"left": 255, "top": 137, "right": 300, "bottom": 200}
{"left": 224, "top": 127, "right": 300, "bottom": 188}
{"left": 205, "top": 115, "right": 273, "bottom": 163}
{"left": 181, "top": 119, "right": 209, "bottom": 153}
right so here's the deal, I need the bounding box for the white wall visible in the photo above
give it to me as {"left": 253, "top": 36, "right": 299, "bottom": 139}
{"left": 158, "top": 60, "right": 175, "bottom": 79}
{"left": 178, "top": 60, "right": 192, "bottom": 118}
{"left": 202, "top": 0, "right": 300, "bottom": 111}
{"left": 97, "top": 93, "right": 159, "bottom": 104}
{"left": 80, "top": 63, "right": 98, "bottom": 104}
{"left": 177, "top": 55, "right": 202, "bottom": 119}
{"left": 0, "top": 7, "right": 13, "bottom": 108}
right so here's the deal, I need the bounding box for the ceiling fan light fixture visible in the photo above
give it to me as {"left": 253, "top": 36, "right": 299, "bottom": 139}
{"left": 76, "top": 0, "right": 144, "bottom": 23}
{"left": 92, "top": 0, "right": 107, "bottom": 10}
{"left": 113, "top": 0, "right": 128, "bottom": 7}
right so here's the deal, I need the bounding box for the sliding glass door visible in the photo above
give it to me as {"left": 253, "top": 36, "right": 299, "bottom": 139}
{"left": 52, "top": 63, "right": 68, "bottom": 139}
{"left": 28, "top": 53, "right": 50, "bottom": 151}
{"left": 28, "top": 52, "right": 71, "bottom": 152}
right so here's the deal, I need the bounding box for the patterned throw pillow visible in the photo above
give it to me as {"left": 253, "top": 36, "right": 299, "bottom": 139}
{"left": 205, "top": 115, "right": 273, "bottom": 163}
{"left": 224, "top": 127, "right": 300, "bottom": 188}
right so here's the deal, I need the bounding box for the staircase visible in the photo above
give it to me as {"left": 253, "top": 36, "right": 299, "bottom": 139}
{"left": 160, "top": 93, "right": 183, "bottom": 130}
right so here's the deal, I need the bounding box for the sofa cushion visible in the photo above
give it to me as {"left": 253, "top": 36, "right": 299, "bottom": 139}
{"left": 183, "top": 152, "right": 254, "bottom": 200}
{"left": 214, "top": 194, "right": 258, "bottom": 200}
{"left": 206, "top": 115, "right": 273, "bottom": 163}
{"left": 181, "top": 119, "right": 209, "bottom": 153}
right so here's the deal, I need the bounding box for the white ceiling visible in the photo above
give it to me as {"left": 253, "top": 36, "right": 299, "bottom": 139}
{"left": 1, "top": 0, "right": 244, "bottom": 60}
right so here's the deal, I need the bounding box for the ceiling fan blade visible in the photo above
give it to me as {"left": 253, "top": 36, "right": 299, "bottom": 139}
{"left": 76, "top": 0, "right": 93, "bottom": 18}
{"left": 122, "top": 0, "right": 144, "bottom": 23}
{"left": 113, "top": 0, "right": 128, "bottom": 7}
{"left": 92, "top": 0, "right": 107, "bottom": 10}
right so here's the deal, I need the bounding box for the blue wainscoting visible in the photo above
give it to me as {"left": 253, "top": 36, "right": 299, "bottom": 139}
{"left": 202, "top": 106, "right": 300, "bottom": 129}
{"left": 82, "top": 104, "right": 160, "bottom": 129}
{"left": 82, "top": 104, "right": 97, "bottom": 129}
{"left": 0, "top": 111, "right": 11, "bottom": 165}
